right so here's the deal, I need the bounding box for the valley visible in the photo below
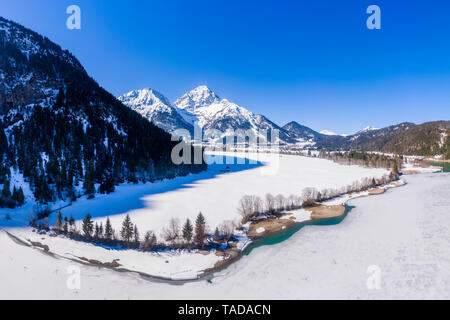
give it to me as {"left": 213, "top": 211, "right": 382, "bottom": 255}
{"left": 0, "top": 12, "right": 449, "bottom": 301}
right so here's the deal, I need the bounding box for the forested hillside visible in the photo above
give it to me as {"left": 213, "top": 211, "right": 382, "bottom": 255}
{"left": 0, "top": 16, "right": 206, "bottom": 208}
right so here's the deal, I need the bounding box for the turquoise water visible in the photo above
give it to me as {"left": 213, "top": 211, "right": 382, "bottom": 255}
{"left": 243, "top": 205, "right": 354, "bottom": 256}
{"left": 429, "top": 161, "right": 450, "bottom": 172}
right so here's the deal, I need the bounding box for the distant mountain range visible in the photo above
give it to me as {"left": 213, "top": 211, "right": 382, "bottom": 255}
{"left": 119, "top": 87, "right": 449, "bottom": 158}
{"left": 119, "top": 86, "right": 297, "bottom": 145}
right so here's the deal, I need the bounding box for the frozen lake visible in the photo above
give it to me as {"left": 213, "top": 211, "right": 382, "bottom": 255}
{"left": 19, "top": 152, "right": 388, "bottom": 236}
{"left": 2, "top": 172, "right": 449, "bottom": 299}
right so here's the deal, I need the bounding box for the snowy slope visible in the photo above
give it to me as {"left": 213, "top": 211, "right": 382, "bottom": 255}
{"left": 0, "top": 16, "right": 85, "bottom": 113}
{"left": 117, "top": 88, "right": 193, "bottom": 133}
{"left": 174, "top": 85, "right": 220, "bottom": 112}
{"left": 2, "top": 173, "right": 450, "bottom": 299}
{"left": 0, "top": 16, "right": 205, "bottom": 210}
{"left": 320, "top": 130, "right": 337, "bottom": 136}
{"left": 7, "top": 153, "right": 387, "bottom": 236}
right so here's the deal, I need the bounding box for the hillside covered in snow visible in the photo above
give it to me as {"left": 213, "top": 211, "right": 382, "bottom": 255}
{"left": 0, "top": 16, "right": 206, "bottom": 209}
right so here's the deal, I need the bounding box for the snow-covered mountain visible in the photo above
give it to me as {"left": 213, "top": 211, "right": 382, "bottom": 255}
{"left": 282, "top": 121, "right": 323, "bottom": 147}
{"left": 120, "top": 86, "right": 296, "bottom": 145}
{"left": 174, "top": 85, "right": 220, "bottom": 112}
{"left": 357, "top": 126, "right": 380, "bottom": 134}
{"left": 118, "top": 88, "right": 193, "bottom": 134}
{"left": 320, "top": 130, "right": 337, "bottom": 136}
{"left": 117, "top": 87, "right": 429, "bottom": 152}
{"left": 0, "top": 17, "right": 85, "bottom": 114}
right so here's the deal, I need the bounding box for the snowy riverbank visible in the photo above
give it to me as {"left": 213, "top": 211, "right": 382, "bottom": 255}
{"left": 0, "top": 153, "right": 392, "bottom": 282}
{"left": 2, "top": 173, "right": 449, "bottom": 299}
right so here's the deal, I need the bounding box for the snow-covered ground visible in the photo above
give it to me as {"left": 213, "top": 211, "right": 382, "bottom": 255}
{"left": 1, "top": 173, "right": 449, "bottom": 299}
{"left": 0, "top": 153, "right": 389, "bottom": 282}
{"left": 1, "top": 152, "right": 390, "bottom": 235}
{"left": 281, "top": 208, "right": 312, "bottom": 222}
{"left": 4, "top": 228, "right": 222, "bottom": 281}
{"left": 402, "top": 162, "right": 443, "bottom": 173}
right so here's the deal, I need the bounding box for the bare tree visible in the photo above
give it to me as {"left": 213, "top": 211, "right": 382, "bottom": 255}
{"left": 252, "top": 196, "right": 264, "bottom": 214}
{"left": 238, "top": 195, "right": 253, "bottom": 217}
{"left": 265, "top": 193, "right": 275, "bottom": 213}
{"left": 162, "top": 217, "right": 180, "bottom": 246}
{"left": 220, "top": 220, "right": 236, "bottom": 242}
{"left": 275, "top": 194, "right": 286, "bottom": 212}
{"left": 140, "top": 231, "right": 157, "bottom": 251}
{"left": 302, "top": 188, "right": 319, "bottom": 207}
{"left": 287, "top": 195, "right": 296, "bottom": 210}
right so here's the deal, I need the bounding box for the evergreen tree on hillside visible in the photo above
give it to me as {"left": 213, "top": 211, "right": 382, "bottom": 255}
{"left": 82, "top": 213, "right": 94, "bottom": 239}
{"left": 99, "top": 223, "right": 104, "bottom": 239}
{"left": 182, "top": 218, "right": 193, "bottom": 243}
{"left": 83, "top": 159, "right": 95, "bottom": 198}
{"left": 54, "top": 211, "right": 63, "bottom": 232}
{"left": 133, "top": 224, "right": 140, "bottom": 245}
{"left": 94, "top": 222, "right": 100, "bottom": 239}
{"left": 12, "top": 186, "right": 17, "bottom": 201}
{"left": 141, "top": 231, "right": 157, "bottom": 251}
{"left": 393, "top": 163, "right": 399, "bottom": 176}
{"left": 194, "top": 212, "right": 206, "bottom": 247}
{"left": 2, "top": 179, "right": 11, "bottom": 199}
{"left": 0, "top": 17, "right": 209, "bottom": 209}
{"left": 104, "top": 217, "right": 113, "bottom": 240}
{"left": 13, "top": 187, "right": 24, "bottom": 206}
{"left": 69, "top": 214, "right": 75, "bottom": 233}
{"left": 120, "top": 214, "right": 133, "bottom": 245}
{"left": 63, "top": 216, "right": 69, "bottom": 234}
{"left": 214, "top": 227, "right": 220, "bottom": 242}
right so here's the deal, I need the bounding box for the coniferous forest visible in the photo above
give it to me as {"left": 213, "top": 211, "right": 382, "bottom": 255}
{"left": 0, "top": 17, "right": 207, "bottom": 208}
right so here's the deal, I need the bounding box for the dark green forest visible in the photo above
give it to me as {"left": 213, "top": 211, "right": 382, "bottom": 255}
{"left": 0, "top": 16, "right": 206, "bottom": 208}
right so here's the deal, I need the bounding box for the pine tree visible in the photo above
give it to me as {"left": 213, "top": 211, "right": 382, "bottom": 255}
{"left": 63, "top": 217, "right": 69, "bottom": 234}
{"left": 55, "top": 211, "right": 63, "bottom": 232}
{"left": 94, "top": 222, "right": 100, "bottom": 239}
{"left": 371, "top": 178, "right": 377, "bottom": 187}
{"left": 393, "top": 163, "right": 399, "bottom": 176}
{"left": 104, "top": 217, "right": 113, "bottom": 240}
{"left": 68, "top": 214, "right": 75, "bottom": 233}
{"left": 133, "top": 224, "right": 140, "bottom": 245}
{"left": 214, "top": 227, "right": 220, "bottom": 242}
{"left": 83, "top": 159, "right": 95, "bottom": 198}
{"left": 120, "top": 214, "right": 133, "bottom": 245}
{"left": 12, "top": 186, "right": 18, "bottom": 201}
{"left": 194, "top": 212, "right": 206, "bottom": 247}
{"left": 99, "top": 222, "right": 104, "bottom": 239}
{"left": 16, "top": 187, "right": 25, "bottom": 205}
{"left": 182, "top": 218, "right": 193, "bottom": 243}
{"left": 141, "top": 231, "right": 157, "bottom": 251}
{"left": 82, "top": 213, "right": 94, "bottom": 239}
{"left": 1, "top": 179, "right": 11, "bottom": 199}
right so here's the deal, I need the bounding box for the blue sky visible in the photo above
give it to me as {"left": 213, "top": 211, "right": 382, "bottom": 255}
{"left": 2, "top": 0, "right": 450, "bottom": 134}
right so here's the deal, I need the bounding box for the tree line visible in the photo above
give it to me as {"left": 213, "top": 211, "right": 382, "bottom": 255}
{"left": 238, "top": 173, "right": 397, "bottom": 223}
{"left": 34, "top": 211, "right": 234, "bottom": 252}
{"left": 0, "top": 178, "right": 25, "bottom": 209}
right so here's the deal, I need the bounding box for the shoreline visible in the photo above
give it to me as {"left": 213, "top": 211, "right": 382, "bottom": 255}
{"left": 199, "top": 179, "right": 406, "bottom": 280}
{"left": 425, "top": 158, "right": 450, "bottom": 163}
{"left": 4, "top": 179, "right": 407, "bottom": 284}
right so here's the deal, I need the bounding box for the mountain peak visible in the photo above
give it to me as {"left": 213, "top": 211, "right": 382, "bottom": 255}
{"left": 357, "top": 126, "right": 379, "bottom": 134}
{"left": 320, "top": 130, "right": 337, "bottom": 136}
{"left": 118, "top": 88, "right": 172, "bottom": 109}
{"left": 192, "top": 85, "right": 213, "bottom": 93}
{"left": 118, "top": 88, "right": 194, "bottom": 134}
{"left": 174, "top": 85, "right": 220, "bottom": 111}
